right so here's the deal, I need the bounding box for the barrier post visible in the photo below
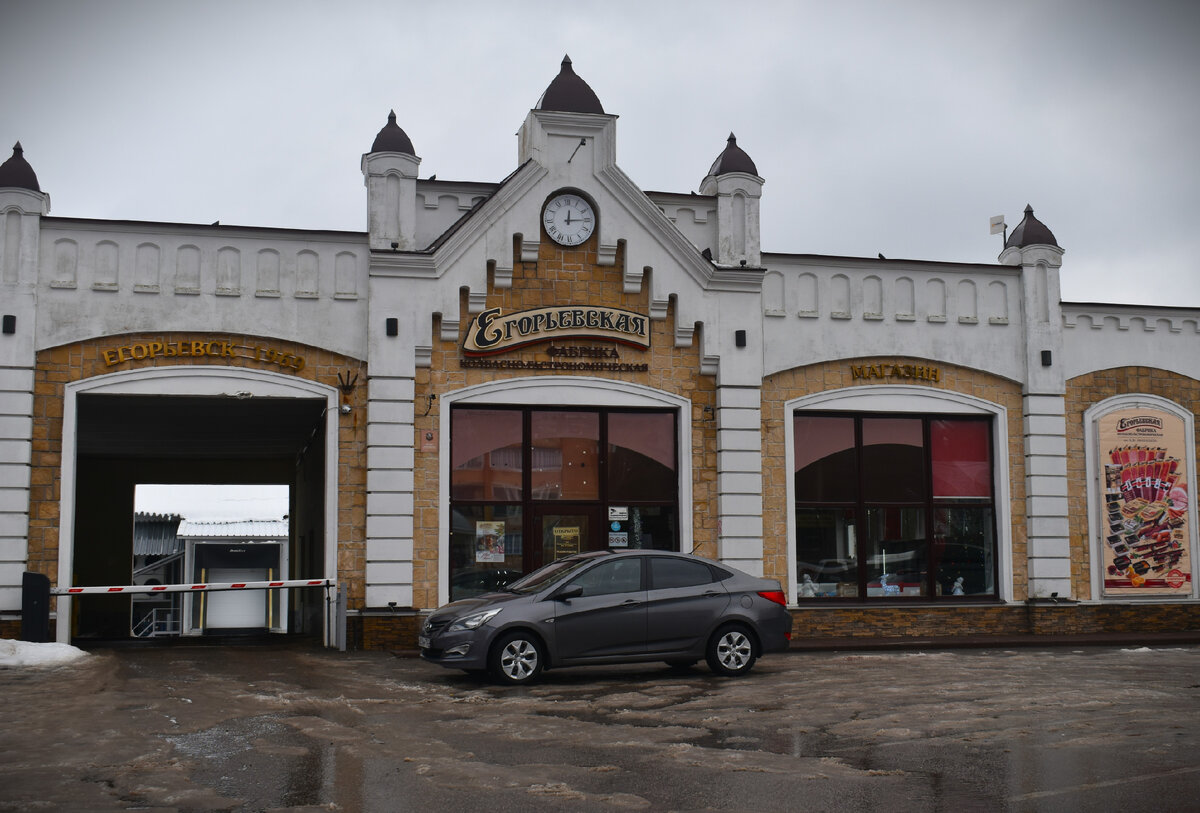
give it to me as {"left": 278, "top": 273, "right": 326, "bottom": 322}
{"left": 336, "top": 589, "right": 347, "bottom": 652}
{"left": 20, "top": 572, "right": 51, "bottom": 643}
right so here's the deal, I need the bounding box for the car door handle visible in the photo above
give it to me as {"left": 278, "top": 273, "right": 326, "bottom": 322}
{"left": 621, "top": 599, "right": 642, "bottom": 606}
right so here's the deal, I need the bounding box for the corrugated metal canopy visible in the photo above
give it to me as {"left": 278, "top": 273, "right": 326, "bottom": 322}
{"left": 178, "top": 519, "right": 289, "bottom": 540}
{"left": 133, "top": 512, "right": 183, "bottom": 556}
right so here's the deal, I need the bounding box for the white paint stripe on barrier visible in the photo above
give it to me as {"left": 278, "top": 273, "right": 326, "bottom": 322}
{"left": 51, "top": 579, "right": 335, "bottom": 596}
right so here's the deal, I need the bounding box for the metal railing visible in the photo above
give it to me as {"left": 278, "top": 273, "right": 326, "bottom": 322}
{"left": 132, "top": 607, "right": 181, "bottom": 638}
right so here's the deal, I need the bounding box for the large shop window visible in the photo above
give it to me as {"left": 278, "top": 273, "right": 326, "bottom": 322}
{"left": 450, "top": 407, "right": 678, "bottom": 601}
{"left": 794, "top": 413, "right": 997, "bottom": 600}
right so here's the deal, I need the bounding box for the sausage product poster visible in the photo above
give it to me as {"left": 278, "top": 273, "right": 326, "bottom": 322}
{"left": 1098, "top": 408, "right": 1191, "bottom": 595}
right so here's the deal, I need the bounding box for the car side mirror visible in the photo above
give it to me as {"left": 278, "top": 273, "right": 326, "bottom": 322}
{"left": 553, "top": 586, "right": 583, "bottom": 601}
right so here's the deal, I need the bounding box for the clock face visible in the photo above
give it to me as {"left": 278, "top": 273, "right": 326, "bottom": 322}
{"left": 543, "top": 193, "right": 595, "bottom": 246}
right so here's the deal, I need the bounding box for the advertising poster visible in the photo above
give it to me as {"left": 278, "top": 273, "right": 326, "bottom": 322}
{"left": 553, "top": 526, "right": 581, "bottom": 559}
{"left": 475, "top": 521, "right": 506, "bottom": 563}
{"left": 1098, "top": 408, "right": 1191, "bottom": 596}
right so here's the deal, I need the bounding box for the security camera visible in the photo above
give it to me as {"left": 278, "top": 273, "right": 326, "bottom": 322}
{"left": 339, "top": 404, "right": 352, "bottom": 415}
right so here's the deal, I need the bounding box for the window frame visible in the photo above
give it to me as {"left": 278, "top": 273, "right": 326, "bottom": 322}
{"left": 449, "top": 405, "right": 680, "bottom": 598}
{"left": 792, "top": 410, "right": 999, "bottom": 603}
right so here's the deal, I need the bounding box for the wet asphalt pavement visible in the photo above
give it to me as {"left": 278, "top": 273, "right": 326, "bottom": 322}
{"left": 1, "top": 643, "right": 1198, "bottom": 812}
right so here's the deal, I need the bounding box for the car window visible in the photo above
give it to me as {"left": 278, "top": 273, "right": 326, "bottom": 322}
{"left": 505, "top": 553, "right": 606, "bottom": 594}
{"left": 649, "top": 557, "right": 717, "bottom": 589}
{"left": 569, "top": 558, "right": 643, "bottom": 597}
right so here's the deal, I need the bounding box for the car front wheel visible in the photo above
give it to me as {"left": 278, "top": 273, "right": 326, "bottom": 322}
{"left": 489, "top": 631, "right": 545, "bottom": 685}
{"left": 706, "top": 625, "right": 757, "bottom": 676}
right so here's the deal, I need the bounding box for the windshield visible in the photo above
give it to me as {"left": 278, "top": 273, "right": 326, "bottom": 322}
{"left": 504, "top": 552, "right": 609, "bottom": 594}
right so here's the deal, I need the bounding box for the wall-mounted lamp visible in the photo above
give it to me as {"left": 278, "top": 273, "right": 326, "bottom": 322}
{"left": 1, "top": 315, "right": 14, "bottom": 335}
{"left": 1041, "top": 350, "right": 1052, "bottom": 367}
{"left": 423, "top": 393, "right": 437, "bottom": 416}
{"left": 337, "top": 371, "right": 359, "bottom": 397}
{"left": 735, "top": 330, "right": 746, "bottom": 348}
{"left": 386, "top": 317, "right": 398, "bottom": 337}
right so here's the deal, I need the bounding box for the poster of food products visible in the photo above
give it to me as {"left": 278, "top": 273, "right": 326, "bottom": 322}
{"left": 1098, "top": 408, "right": 1191, "bottom": 595}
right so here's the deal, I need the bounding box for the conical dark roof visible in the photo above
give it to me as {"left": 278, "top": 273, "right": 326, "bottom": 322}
{"left": 537, "top": 55, "right": 604, "bottom": 114}
{"left": 1005, "top": 204, "right": 1059, "bottom": 249}
{"left": 707, "top": 133, "right": 758, "bottom": 177}
{"left": 370, "top": 110, "right": 416, "bottom": 155}
{"left": 0, "top": 142, "right": 40, "bottom": 191}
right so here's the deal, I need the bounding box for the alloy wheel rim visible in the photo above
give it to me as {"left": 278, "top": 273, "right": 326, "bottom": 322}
{"left": 718, "top": 632, "right": 751, "bottom": 669}
{"left": 501, "top": 640, "right": 538, "bottom": 679}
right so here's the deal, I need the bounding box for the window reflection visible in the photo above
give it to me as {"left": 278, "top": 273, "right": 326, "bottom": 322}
{"left": 794, "top": 413, "right": 996, "bottom": 601}
{"left": 531, "top": 412, "right": 599, "bottom": 500}
{"left": 450, "top": 409, "right": 523, "bottom": 501}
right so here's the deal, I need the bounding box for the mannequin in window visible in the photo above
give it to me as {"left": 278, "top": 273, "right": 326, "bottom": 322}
{"left": 799, "top": 572, "right": 817, "bottom": 598}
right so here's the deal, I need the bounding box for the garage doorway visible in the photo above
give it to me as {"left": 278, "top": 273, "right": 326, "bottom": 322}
{"left": 57, "top": 367, "right": 341, "bottom": 645}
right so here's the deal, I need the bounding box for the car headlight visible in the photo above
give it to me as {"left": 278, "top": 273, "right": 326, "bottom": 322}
{"left": 448, "top": 608, "right": 502, "bottom": 632}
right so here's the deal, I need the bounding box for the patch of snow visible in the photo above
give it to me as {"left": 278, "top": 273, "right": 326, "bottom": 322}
{"left": 1120, "top": 647, "right": 1154, "bottom": 653}
{"left": 0, "top": 639, "right": 89, "bottom": 667}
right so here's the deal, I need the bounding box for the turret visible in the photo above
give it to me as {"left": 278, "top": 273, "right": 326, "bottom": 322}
{"left": 518, "top": 56, "right": 617, "bottom": 173}
{"left": 0, "top": 142, "right": 50, "bottom": 287}
{"left": 361, "top": 111, "right": 421, "bottom": 251}
{"left": 1000, "top": 204, "right": 1065, "bottom": 394}
{"left": 699, "top": 134, "right": 763, "bottom": 267}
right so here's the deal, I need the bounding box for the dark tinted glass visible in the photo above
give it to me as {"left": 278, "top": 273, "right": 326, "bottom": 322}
{"left": 650, "top": 556, "right": 715, "bottom": 589}
{"left": 608, "top": 412, "right": 676, "bottom": 501}
{"left": 794, "top": 416, "right": 856, "bottom": 502}
{"left": 569, "top": 558, "right": 643, "bottom": 596}
{"left": 861, "top": 418, "right": 925, "bottom": 502}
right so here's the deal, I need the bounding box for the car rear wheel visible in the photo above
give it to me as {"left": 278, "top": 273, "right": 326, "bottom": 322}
{"left": 489, "top": 631, "right": 544, "bottom": 685}
{"left": 706, "top": 624, "right": 757, "bottom": 676}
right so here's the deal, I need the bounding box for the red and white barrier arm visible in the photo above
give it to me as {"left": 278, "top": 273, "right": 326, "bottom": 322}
{"left": 51, "top": 578, "right": 335, "bottom": 596}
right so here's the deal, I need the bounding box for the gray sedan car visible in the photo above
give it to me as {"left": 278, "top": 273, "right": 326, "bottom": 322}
{"left": 420, "top": 549, "right": 793, "bottom": 684}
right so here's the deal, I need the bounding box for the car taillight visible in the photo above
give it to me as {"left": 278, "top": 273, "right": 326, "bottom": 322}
{"left": 757, "top": 590, "right": 787, "bottom": 607}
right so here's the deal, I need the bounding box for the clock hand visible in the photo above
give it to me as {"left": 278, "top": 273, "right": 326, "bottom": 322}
{"left": 565, "top": 211, "right": 574, "bottom": 225}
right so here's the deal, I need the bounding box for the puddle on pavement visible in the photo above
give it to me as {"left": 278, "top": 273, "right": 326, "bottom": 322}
{"left": 165, "top": 714, "right": 344, "bottom": 808}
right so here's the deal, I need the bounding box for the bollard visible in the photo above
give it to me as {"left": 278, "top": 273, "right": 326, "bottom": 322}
{"left": 21, "top": 572, "right": 51, "bottom": 643}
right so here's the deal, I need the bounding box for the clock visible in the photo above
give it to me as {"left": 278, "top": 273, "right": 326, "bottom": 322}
{"left": 542, "top": 193, "right": 596, "bottom": 246}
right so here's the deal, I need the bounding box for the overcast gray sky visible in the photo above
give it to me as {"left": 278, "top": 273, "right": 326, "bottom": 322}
{"left": 135, "top": 484, "right": 287, "bottom": 521}
{"left": 3, "top": 0, "right": 1197, "bottom": 306}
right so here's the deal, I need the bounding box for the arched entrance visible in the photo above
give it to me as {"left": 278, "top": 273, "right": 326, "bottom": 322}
{"left": 56, "top": 366, "right": 341, "bottom": 644}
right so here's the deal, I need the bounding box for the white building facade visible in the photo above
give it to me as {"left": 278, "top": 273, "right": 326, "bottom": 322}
{"left": 1, "top": 58, "right": 1196, "bottom": 648}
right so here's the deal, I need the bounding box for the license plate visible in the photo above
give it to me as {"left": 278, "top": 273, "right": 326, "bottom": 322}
{"left": 418, "top": 635, "right": 430, "bottom": 649}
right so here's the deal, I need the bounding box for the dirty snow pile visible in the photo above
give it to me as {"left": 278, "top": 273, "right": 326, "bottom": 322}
{"left": 0, "top": 639, "right": 89, "bottom": 667}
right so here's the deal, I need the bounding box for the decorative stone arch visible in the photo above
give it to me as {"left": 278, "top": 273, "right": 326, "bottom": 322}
{"left": 436, "top": 376, "right": 694, "bottom": 605}
{"left": 1083, "top": 393, "right": 1197, "bottom": 601}
{"left": 56, "top": 365, "right": 342, "bottom": 642}
{"left": 782, "top": 384, "right": 1014, "bottom": 603}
